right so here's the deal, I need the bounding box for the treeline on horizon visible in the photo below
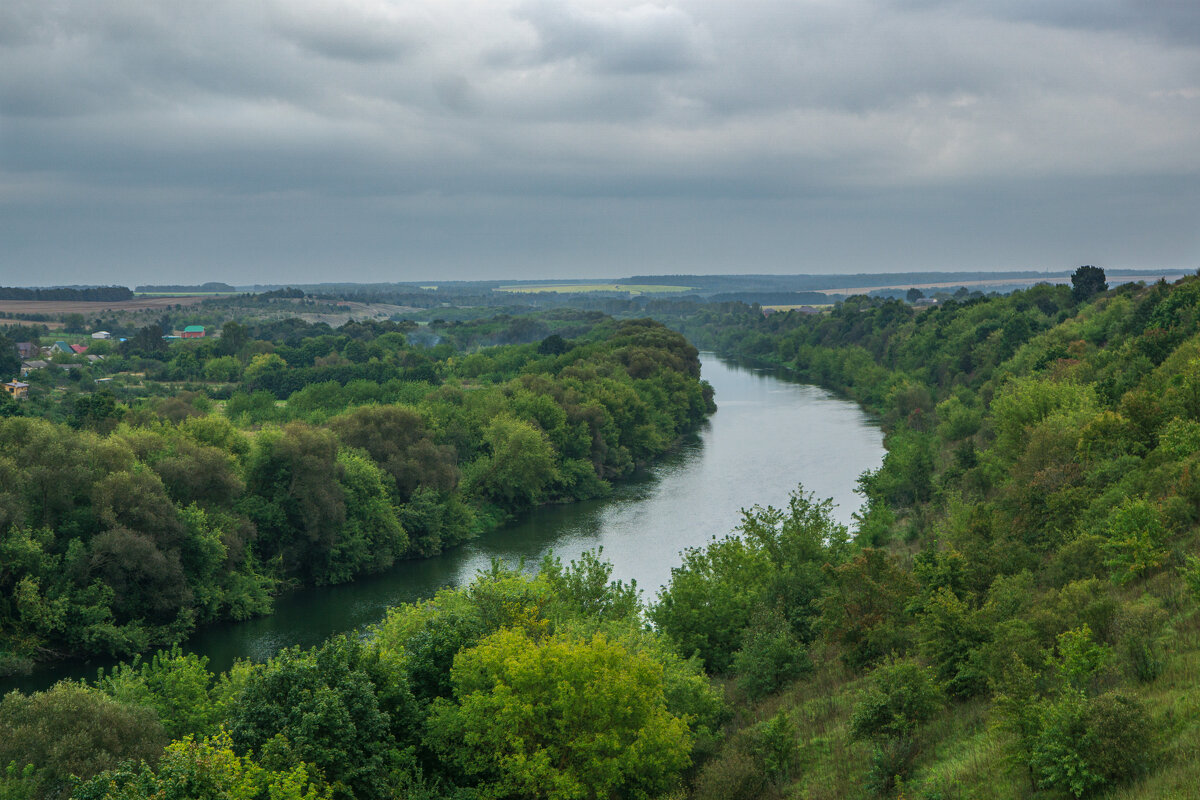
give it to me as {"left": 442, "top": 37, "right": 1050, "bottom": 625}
{"left": 134, "top": 283, "right": 237, "bottom": 293}
{"left": 0, "top": 316, "right": 713, "bottom": 676}
{"left": 0, "top": 286, "right": 133, "bottom": 302}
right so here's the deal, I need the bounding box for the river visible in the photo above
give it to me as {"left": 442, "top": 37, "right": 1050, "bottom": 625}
{"left": 2, "top": 354, "right": 884, "bottom": 692}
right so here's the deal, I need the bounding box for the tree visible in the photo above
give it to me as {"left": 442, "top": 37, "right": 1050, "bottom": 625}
{"left": 0, "top": 682, "right": 166, "bottom": 800}
{"left": 471, "top": 415, "right": 561, "bottom": 510}
{"left": 242, "top": 423, "right": 345, "bottom": 581}
{"left": 121, "top": 325, "right": 167, "bottom": 358}
{"left": 96, "top": 646, "right": 225, "bottom": 740}
{"left": 537, "top": 334, "right": 569, "bottom": 355}
{"left": 0, "top": 334, "right": 19, "bottom": 378}
{"left": 1071, "top": 265, "right": 1107, "bottom": 302}
{"left": 329, "top": 405, "right": 457, "bottom": 502}
{"left": 850, "top": 658, "right": 944, "bottom": 792}
{"left": 228, "top": 636, "right": 409, "bottom": 800}
{"left": 428, "top": 628, "right": 692, "bottom": 800}
{"left": 73, "top": 731, "right": 332, "bottom": 800}
{"left": 62, "top": 313, "right": 86, "bottom": 333}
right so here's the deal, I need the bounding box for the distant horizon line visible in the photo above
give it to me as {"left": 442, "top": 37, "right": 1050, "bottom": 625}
{"left": 10, "top": 266, "right": 1193, "bottom": 292}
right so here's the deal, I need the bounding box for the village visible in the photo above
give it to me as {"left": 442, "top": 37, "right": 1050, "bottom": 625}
{"left": 3, "top": 325, "right": 207, "bottom": 402}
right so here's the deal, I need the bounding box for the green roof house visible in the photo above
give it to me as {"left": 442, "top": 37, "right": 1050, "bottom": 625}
{"left": 182, "top": 326, "right": 205, "bottom": 338}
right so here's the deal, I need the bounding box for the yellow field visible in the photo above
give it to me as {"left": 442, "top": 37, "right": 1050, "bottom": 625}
{"left": 495, "top": 283, "right": 692, "bottom": 295}
{"left": 762, "top": 304, "right": 832, "bottom": 312}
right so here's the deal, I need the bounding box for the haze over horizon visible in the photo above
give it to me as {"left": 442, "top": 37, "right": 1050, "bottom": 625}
{"left": 3, "top": 1, "right": 1198, "bottom": 286}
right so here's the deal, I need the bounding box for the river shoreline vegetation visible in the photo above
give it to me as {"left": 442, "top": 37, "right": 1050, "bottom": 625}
{"left": 0, "top": 316, "right": 714, "bottom": 675}
{"left": 5, "top": 270, "right": 1200, "bottom": 798}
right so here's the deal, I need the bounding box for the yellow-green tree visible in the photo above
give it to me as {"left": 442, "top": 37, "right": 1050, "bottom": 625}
{"left": 429, "top": 628, "right": 692, "bottom": 800}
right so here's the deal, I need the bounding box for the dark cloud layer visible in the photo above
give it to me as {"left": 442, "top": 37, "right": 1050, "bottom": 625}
{"left": 1, "top": 0, "right": 1197, "bottom": 284}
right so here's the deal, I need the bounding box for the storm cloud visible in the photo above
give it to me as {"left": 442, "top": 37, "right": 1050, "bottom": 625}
{"left": 1, "top": 0, "right": 1197, "bottom": 283}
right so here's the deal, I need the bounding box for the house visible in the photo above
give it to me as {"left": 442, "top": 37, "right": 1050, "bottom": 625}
{"left": 16, "top": 342, "right": 37, "bottom": 359}
{"left": 181, "top": 325, "right": 205, "bottom": 338}
{"left": 51, "top": 341, "right": 73, "bottom": 354}
{"left": 91, "top": 331, "right": 111, "bottom": 340}
{"left": 3, "top": 381, "right": 29, "bottom": 399}
{"left": 70, "top": 344, "right": 88, "bottom": 355}
{"left": 86, "top": 354, "right": 104, "bottom": 363}
{"left": 20, "top": 360, "right": 48, "bottom": 376}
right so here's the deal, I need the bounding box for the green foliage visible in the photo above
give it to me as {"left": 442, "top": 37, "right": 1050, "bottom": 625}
{"left": 95, "top": 646, "right": 224, "bottom": 740}
{"left": 428, "top": 627, "right": 692, "bottom": 800}
{"left": 850, "top": 658, "right": 945, "bottom": 792}
{"left": 821, "top": 548, "right": 916, "bottom": 670}
{"left": 652, "top": 487, "right": 845, "bottom": 674}
{"left": 0, "top": 683, "right": 166, "bottom": 800}
{"left": 1100, "top": 498, "right": 1167, "bottom": 584}
{"left": 1071, "top": 265, "right": 1108, "bottom": 303}
{"left": 73, "top": 731, "right": 332, "bottom": 800}
{"left": 228, "top": 635, "right": 412, "bottom": 800}
{"left": 1031, "top": 690, "right": 1154, "bottom": 798}
{"left": 732, "top": 607, "right": 812, "bottom": 700}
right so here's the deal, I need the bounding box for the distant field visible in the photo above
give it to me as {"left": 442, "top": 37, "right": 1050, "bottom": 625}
{"left": 0, "top": 296, "right": 208, "bottom": 314}
{"left": 134, "top": 291, "right": 237, "bottom": 297}
{"left": 496, "top": 283, "right": 692, "bottom": 295}
{"left": 0, "top": 317, "right": 65, "bottom": 328}
{"left": 763, "top": 304, "right": 832, "bottom": 312}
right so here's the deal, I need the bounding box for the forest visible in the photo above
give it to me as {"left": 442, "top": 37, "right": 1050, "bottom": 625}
{"left": 0, "top": 287, "right": 134, "bottom": 302}
{"left": 0, "top": 316, "right": 713, "bottom": 672}
{"left": 6, "top": 270, "right": 1200, "bottom": 799}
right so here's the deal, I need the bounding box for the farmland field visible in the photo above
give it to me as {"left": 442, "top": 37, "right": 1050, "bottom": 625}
{"left": 0, "top": 296, "right": 208, "bottom": 314}
{"left": 495, "top": 283, "right": 692, "bottom": 294}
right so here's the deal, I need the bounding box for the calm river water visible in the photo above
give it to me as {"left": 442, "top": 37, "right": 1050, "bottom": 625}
{"left": 3, "top": 354, "right": 883, "bottom": 692}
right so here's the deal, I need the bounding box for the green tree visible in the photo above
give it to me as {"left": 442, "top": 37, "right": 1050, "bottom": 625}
{"left": 1071, "top": 265, "right": 1108, "bottom": 303}
{"left": 95, "top": 646, "right": 225, "bottom": 739}
{"left": 428, "top": 627, "right": 692, "bottom": 800}
{"left": 228, "top": 636, "right": 410, "bottom": 800}
{"left": 242, "top": 423, "right": 345, "bottom": 581}
{"left": 0, "top": 682, "right": 166, "bottom": 800}
{"left": 329, "top": 405, "right": 457, "bottom": 502}
{"left": 73, "top": 730, "right": 332, "bottom": 800}
{"left": 850, "top": 658, "right": 944, "bottom": 793}
{"left": 470, "top": 415, "right": 561, "bottom": 511}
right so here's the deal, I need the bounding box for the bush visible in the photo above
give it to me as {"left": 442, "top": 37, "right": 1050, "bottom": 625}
{"left": 733, "top": 609, "right": 812, "bottom": 700}
{"left": 851, "top": 659, "right": 944, "bottom": 792}
{"left": 1031, "top": 690, "right": 1154, "bottom": 798}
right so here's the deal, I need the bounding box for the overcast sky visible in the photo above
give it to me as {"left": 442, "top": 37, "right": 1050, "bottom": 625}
{"left": 2, "top": 0, "right": 1198, "bottom": 285}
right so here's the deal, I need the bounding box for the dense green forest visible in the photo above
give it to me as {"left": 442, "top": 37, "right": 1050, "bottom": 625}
{"left": 0, "top": 317, "right": 713, "bottom": 672}
{"left": 6, "top": 271, "right": 1200, "bottom": 799}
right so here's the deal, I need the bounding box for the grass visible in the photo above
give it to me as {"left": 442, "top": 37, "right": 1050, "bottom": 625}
{"left": 494, "top": 283, "right": 693, "bottom": 295}
{"left": 685, "top": 577, "right": 1200, "bottom": 800}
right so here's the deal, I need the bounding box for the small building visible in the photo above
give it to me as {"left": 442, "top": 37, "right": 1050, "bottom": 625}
{"left": 16, "top": 342, "right": 37, "bottom": 359}
{"left": 91, "top": 331, "right": 111, "bottom": 340}
{"left": 51, "top": 341, "right": 73, "bottom": 354}
{"left": 181, "top": 325, "right": 206, "bottom": 338}
{"left": 20, "top": 360, "right": 48, "bottom": 376}
{"left": 70, "top": 344, "right": 88, "bottom": 355}
{"left": 3, "top": 381, "right": 29, "bottom": 399}
{"left": 86, "top": 354, "right": 104, "bottom": 363}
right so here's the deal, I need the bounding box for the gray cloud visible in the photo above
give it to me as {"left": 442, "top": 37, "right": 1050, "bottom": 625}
{"left": 1, "top": 0, "right": 1197, "bottom": 283}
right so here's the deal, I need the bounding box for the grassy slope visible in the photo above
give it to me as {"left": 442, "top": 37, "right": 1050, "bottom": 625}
{"left": 685, "top": 279, "right": 1200, "bottom": 800}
